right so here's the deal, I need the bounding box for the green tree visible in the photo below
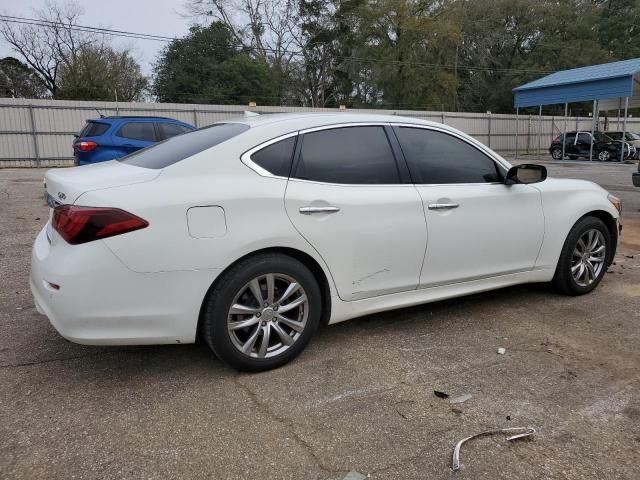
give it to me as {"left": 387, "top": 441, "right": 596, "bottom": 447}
{"left": 152, "top": 22, "right": 276, "bottom": 104}
{"left": 0, "top": 57, "right": 47, "bottom": 98}
{"left": 55, "top": 45, "right": 148, "bottom": 101}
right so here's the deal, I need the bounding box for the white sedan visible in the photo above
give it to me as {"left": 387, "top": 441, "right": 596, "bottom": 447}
{"left": 31, "top": 113, "right": 621, "bottom": 371}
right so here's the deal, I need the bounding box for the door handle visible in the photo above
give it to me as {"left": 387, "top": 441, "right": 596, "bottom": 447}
{"left": 428, "top": 203, "right": 459, "bottom": 210}
{"left": 299, "top": 206, "right": 340, "bottom": 215}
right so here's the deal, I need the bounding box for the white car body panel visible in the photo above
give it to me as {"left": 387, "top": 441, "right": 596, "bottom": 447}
{"left": 31, "top": 113, "right": 620, "bottom": 345}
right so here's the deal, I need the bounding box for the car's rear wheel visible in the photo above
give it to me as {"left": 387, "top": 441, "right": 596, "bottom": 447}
{"left": 202, "top": 253, "right": 322, "bottom": 372}
{"left": 598, "top": 150, "right": 611, "bottom": 161}
{"left": 552, "top": 216, "right": 611, "bottom": 295}
{"left": 551, "top": 148, "right": 563, "bottom": 160}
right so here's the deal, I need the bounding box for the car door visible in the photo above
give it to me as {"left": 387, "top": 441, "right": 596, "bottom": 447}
{"left": 113, "top": 121, "right": 157, "bottom": 157}
{"left": 284, "top": 124, "right": 427, "bottom": 301}
{"left": 393, "top": 125, "right": 545, "bottom": 287}
{"left": 575, "top": 132, "right": 593, "bottom": 158}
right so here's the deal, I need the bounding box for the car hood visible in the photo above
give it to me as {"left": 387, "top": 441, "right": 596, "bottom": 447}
{"left": 45, "top": 160, "right": 161, "bottom": 205}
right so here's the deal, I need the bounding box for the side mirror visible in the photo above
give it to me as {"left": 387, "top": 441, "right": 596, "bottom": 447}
{"left": 505, "top": 164, "right": 547, "bottom": 185}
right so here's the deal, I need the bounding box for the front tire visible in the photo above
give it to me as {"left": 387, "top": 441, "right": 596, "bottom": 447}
{"left": 551, "top": 148, "right": 563, "bottom": 160}
{"left": 598, "top": 150, "right": 611, "bottom": 162}
{"left": 202, "top": 253, "right": 322, "bottom": 372}
{"left": 552, "top": 216, "right": 611, "bottom": 295}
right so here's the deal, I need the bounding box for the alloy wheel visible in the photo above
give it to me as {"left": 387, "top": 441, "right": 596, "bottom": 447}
{"left": 552, "top": 148, "right": 562, "bottom": 160}
{"left": 571, "top": 229, "right": 606, "bottom": 287}
{"left": 598, "top": 150, "right": 610, "bottom": 161}
{"left": 227, "top": 273, "right": 308, "bottom": 358}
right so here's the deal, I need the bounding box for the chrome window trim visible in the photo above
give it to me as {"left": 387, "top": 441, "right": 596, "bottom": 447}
{"left": 390, "top": 122, "right": 511, "bottom": 186}
{"left": 240, "top": 131, "right": 299, "bottom": 178}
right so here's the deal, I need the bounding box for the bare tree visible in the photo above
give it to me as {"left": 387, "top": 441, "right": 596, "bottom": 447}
{"left": 0, "top": 1, "right": 97, "bottom": 96}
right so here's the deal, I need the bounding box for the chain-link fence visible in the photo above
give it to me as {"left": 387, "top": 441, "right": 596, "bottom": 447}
{"left": 1, "top": 97, "right": 638, "bottom": 167}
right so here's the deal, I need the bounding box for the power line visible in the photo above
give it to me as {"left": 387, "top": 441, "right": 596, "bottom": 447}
{"left": 0, "top": 14, "right": 555, "bottom": 75}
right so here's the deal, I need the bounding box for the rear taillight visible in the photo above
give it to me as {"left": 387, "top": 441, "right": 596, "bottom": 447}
{"left": 52, "top": 205, "right": 148, "bottom": 245}
{"left": 75, "top": 140, "right": 98, "bottom": 152}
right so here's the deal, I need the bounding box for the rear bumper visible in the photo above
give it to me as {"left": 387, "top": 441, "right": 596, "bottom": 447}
{"left": 30, "top": 226, "right": 219, "bottom": 345}
{"left": 633, "top": 172, "right": 640, "bottom": 187}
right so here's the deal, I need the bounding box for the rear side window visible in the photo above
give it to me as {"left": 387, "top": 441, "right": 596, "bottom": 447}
{"left": 158, "top": 123, "right": 192, "bottom": 140}
{"left": 79, "top": 121, "right": 109, "bottom": 137}
{"left": 293, "top": 126, "right": 400, "bottom": 184}
{"left": 119, "top": 123, "right": 250, "bottom": 169}
{"left": 117, "top": 122, "right": 156, "bottom": 141}
{"left": 395, "top": 127, "right": 501, "bottom": 184}
{"left": 250, "top": 136, "right": 297, "bottom": 177}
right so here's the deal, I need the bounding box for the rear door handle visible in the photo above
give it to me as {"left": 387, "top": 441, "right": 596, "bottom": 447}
{"left": 428, "top": 203, "right": 459, "bottom": 210}
{"left": 299, "top": 206, "right": 340, "bottom": 215}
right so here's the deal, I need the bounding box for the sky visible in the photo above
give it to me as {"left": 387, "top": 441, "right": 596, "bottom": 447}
{"left": 0, "top": 0, "right": 193, "bottom": 75}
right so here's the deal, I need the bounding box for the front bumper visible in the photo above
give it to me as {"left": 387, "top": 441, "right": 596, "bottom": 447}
{"left": 30, "top": 226, "right": 218, "bottom": 345}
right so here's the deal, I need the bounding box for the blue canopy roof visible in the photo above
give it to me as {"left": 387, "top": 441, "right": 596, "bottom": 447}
{"left": 513, "top": 58, "right": 640, "bottom": 108}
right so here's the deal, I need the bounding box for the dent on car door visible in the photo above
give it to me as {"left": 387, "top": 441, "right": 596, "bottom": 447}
{"left": 393, "top": 126, "right": 545, "bottom": 287}
{"left": 284, "top": 125, "right": 427, "bottom": 301}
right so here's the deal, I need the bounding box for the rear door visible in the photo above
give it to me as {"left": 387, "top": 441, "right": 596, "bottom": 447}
{"left": 284, "top": 124, "right": 427, "bottom": 301}
{"left": 113, "top": 121, "right": 157, "bottom": 157}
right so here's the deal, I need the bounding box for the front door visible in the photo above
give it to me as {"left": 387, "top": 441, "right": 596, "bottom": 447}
{"left": 284, "top": 125, "right": 427, "bottom": 301}
{"left": 393, "top": 126, "right": 545, "bottom": 287}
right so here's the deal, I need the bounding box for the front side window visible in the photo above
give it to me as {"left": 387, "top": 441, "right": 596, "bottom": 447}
{"left": 395, "top": 127, "right": 502, "bottom": 184}
{"left": 292, "top": 126, "right": 400, "bottom": 184}
{"left": 117, "top": 122, "right": 156, "bottom": 142}
{"left": 250, "top": 136, "right": 297, "bottom": 177}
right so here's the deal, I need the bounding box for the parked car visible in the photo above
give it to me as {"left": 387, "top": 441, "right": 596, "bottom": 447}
{"left": 549, "top": 130, "right": 634, "bottom": 161}
{"left": 606, "top": 131, "right": 640, "bottom": 159}
{"left": 73, "top": 116, "right": 195, "bottom": 165}
{"left": 33, "top": 113, "right": 621, "bottom": 371}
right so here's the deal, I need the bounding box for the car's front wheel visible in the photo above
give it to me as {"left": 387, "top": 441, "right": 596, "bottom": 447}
{"left": 552, "top": 216, "right": 611, "bottom": 295}
{"left": 598, "top": 150, "right": 611, "bottom": 161}
{"left": 202, "top": 253, "right": 322, "bottom": 372}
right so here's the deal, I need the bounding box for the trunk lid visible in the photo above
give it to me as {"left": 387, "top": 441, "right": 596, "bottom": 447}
{"left": 45, "top": 160, "right": 160, "bottom": 205}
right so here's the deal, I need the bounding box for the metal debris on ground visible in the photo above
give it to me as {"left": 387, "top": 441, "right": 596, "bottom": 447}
{"left": 452, "top": 426, "right": 536, "bottom": 471}
{"left": 342, "top": 471, "right": 367, "bottom": 480}
{"left": 449, "top": 393, "right": 472, "bottom": 404}
{"left": 497, "top": 347, "right": 506, "bottom": 355}
{"left": 434, "top": 390, "right": 449, "bottom": 399}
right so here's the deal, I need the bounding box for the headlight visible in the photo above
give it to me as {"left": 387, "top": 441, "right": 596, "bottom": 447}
{"left": 607, "top": 194, "right": 622, "bottom": 215}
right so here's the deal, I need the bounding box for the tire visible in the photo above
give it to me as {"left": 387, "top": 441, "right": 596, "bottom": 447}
{"left": 551, "top": 148, "right": 563, "bottom": 160}
{"left": 552, "top": 216, "right": 611, "bottom": 295}
{"left": 597, "top": 150, "right": 610, "bottom": 162}
{"left": 202, "top": 253, "right": 322, "bottom": 372}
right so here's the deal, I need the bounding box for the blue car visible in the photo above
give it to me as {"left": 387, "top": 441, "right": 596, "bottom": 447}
{"left": 73, "top": 116, "right": 195, "bottom": 165}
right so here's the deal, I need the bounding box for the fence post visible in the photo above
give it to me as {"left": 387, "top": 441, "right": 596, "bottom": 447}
{"left": 526, "top": 114, "right": 531, "bottom": 154}
{"left": 487, "top": 112, "right": 492, "bottom": 148}
{"left": 192, "top": 109, "right": 199, "bottom": 128}
{"left": 28, "top": 105, "right": 40, "bottom": 167}
{"left": 441, "top": 111, "right": 445, "bottom": 124}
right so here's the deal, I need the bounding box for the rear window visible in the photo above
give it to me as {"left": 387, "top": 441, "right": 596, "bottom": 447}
{"left": 118, "top": 123, "right": 250, "bottom": 169}
{"left": 79, "top": 121, "right": 109, "bottom": 137}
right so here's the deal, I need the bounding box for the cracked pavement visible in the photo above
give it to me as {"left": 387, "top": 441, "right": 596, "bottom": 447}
{"left": 1, "top": 162, "right": 639, "bottom": 479}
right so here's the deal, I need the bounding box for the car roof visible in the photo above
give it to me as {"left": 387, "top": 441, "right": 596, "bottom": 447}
{"left": 224, "top": 112, "right": 458, "bottom": 134}
{"left": 87, "top": 116, "right": 190, "bottom": 123}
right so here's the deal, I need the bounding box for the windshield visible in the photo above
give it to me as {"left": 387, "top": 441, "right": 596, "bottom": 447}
{"left": 627, "top": 132, "right": 640, "bottom": 140}
{"left": 118, "top": 123, "right": 250, "bottom": 169}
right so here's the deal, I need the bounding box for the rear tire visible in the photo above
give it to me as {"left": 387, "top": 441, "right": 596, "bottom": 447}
{"left": 551, "top": 148, "right": 563, "bottom": 160}
{"left": 202, "top": 253, "right": 322, "bottom": 372}
{"left": 552, "top": 216, "right": 611, "bottom": 295}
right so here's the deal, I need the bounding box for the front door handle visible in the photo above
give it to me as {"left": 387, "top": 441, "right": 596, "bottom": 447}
{"left": 299, "top": 206, "right": 341, "bottom": 215}
{"left": 428, "top": 203, "right": 459, "bottom": 210}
